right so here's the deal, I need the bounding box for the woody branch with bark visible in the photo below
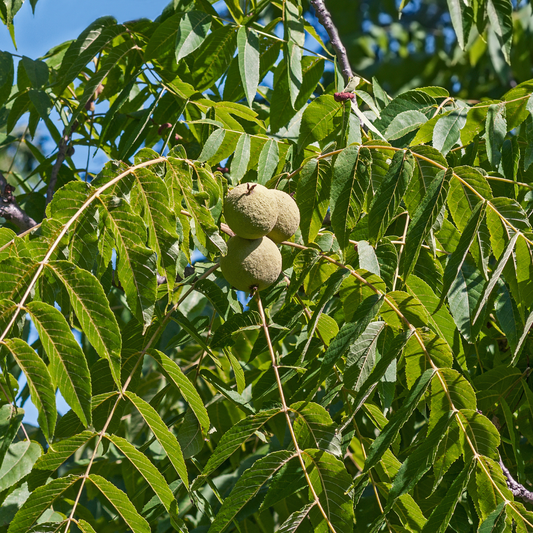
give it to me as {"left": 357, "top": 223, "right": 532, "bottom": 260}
{"left": 0, "top": 171, "right": 36, "bottom": 232}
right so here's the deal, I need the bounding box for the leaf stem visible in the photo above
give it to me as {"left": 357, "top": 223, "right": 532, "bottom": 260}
{"left": 256, "top": 293, "right": 338, "bottom": 533}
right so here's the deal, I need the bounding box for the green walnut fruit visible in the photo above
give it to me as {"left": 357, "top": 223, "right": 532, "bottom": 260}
{"left": 224, "top": 183, "right": 278, "bottom": 239}
{"left": 220, "top": 236, "right": 282, "bottom": 292}
{"left": 267, "top": 189, "right": 300, "bottom": 243}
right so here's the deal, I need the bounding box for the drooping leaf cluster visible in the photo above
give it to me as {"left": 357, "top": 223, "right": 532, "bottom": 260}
{"left": 1, "top": 1, "right": 533, "bottom": 532}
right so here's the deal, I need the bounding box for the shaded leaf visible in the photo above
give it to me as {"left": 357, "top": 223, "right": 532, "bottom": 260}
{"left": 207, "top": 451, "right": 294, "bottom": 533}
{"left": 7, "top": 475, "right": 81, "bottom": 533}
{"left": 88, "top": 474, "right": 150, "bottom": 533}
{"left": 200, "top": 408, "right": 281, "bottom": 480}
{"left": 321, "top": 293, "right": 384, "bottom": 380}
{"left": 364, "top": 369, "right": 434, "bottom": 471}
{"left": 303, "top": 449, "right": 354, "bottom": 532}
{"left": 420, "top": 460, "right": 475, "bottom": 533}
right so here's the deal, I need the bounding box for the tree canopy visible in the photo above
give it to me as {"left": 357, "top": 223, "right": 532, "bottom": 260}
{"left": 1, "top": 1, "right": 533, "bottom": 532}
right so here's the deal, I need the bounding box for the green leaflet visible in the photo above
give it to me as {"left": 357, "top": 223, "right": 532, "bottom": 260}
{"left": 433, "top": 106, "right": 468, "bottom": 154}
{"left": 0, "top": 440, "right": 41, "bottom": 493}
{"left": 149, "top": 349, "right": 210, "bottom": 434}
{"left": 237, "top": 27, "right": 259, "bottom": 107}
{"left": 447, "top": 0, "right": 473, "bottom": 49}
{"left": 364, "top": 368, "right": 434, "bottom": 472}
{"left": 320, "top": 293, "right": 384, "bottom": 380}
{"left": 175, "top": 11, "right": 212, "bottom": 62}
{"left": 259, "top": 457, "right": 306, "bottom": 511}
{"left": 472, "top": 230, "right": 519, "bottom": 326}
{"left": 344, "top": 329, "right": 414, "bottom": 423}
{"left": 487, "top": 0, "right": 513, "bottom": 63}
{"left": 207, "top": 450, "right": 295, "bottom": 533}
{"left": 331, "top": 145, "right": 371, "bottom": 250}
{"left": 303, "top": 449, "right": 354, "bottom": 532}
{"left": 230, "top": 133, "right": 251, "bottom": 182}
{"left": 457, "top": 409, "right": 501, "bottom": 461}
{"left": 284, "top": 1, "right": 304, "bottom": 107}
{"left": 385, "top": 109, "right": 427, "bottom": 140}
{"left": 300, "top": 268, "right": 351, "bottom": 362}
{"left": 57, "top": 19, "right": 123, "bottom": 90}
{"left": 210, "top": 310, "right": 261, "bottom": 349}
{"left": 447, "top": 260, "right": 486, "bottom": 343}
{"left": 0, "top": 51, "right": 14, "bottom": 107}
{"left": 198, "top": 128, "right": 226, "bottom": 163}
{"left": 88, "top": 474, "right": 151, "bottom": 533}
{"left": 484, "top": 103, "right": 507, "bottom": 167}
{"left": 0, "top": 257, "right": 38, "bottom": 302}
{"left": 7, "top": 475, "right": 81, "bottom": 533}
{"left": 420, "top": 459, "right": 475, "bottom": 533}
{"left": 270, "top": 55, "right": 325, "bottom": 133}
{"left": 297, "top": 95, "right": 342, "bottom": 152}
{"left": 125, "top": 392, "right": 189, "bottom": 489}
{"left": 291, "top": 401, "right": 341, "bottom": 458}
{"left": 70, "top": 40, "right": 138, "bottom": 127}
{"left": 26, "top": 301, "right": 92, "bottom": 427}
{"left": 198, "top": 408, "right": 281, "bottom": 482}
{"left": 257, "top": 139, "right": 279, "bottom": 185}
{"left": 386, "top": 412, "right": 454, "bottom": 512}
{"left": 296, "top": 158, "right": 331, "bottom": 244}
{"left": 131, "top": 165, "right": 180, "bottom": 292}
{"left": 277, "top": 503, "right": 315, "bottom": 533}
{"left": 368, "top": 150, "right": 415, "bottom": 245}
{"left": 404, "top": 332, "right": 453, "bottom": 390}
{"left": 104, "top": 434, "right": 177, "bottom": 515}
{"left": 344, "top": 321, "right": 386, "bottom": 392}
{"left": 473, "top": 456, "right": 514, "bottom": 522}
{"left": 32, "top": 430, "right": 95, "bottom": 473}
{"left": 441, "top": 200, "right": 486, "bottom": 304}
{"left": 190, "top": 25, "right": 237, "bottom": 91}
{"left": 98, "top": 199, "right": 157, "bottom": 329}
{"left": 478, "top": 502, "right": 507, "bottom": 533}
{"left": 2, "top": 338, "right": 56, "bottom": 442}
{"left": 47, "top": 261, "right": 122, "bottom": 388}
{"left": 400, "top": 167, "right": 452, "bottom": 282}
{"left": 0, "top": 404, "right": 24, "bottom": 467}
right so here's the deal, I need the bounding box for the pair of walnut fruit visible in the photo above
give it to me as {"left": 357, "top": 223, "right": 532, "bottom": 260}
{"left": 220, "top": 183, "right": 300, "bottom": 293}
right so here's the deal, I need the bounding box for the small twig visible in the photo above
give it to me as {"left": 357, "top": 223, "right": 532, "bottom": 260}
{"left": 499, "top": 459, "right": 533, "bottom": 504}
{"left": 0, "top": 172, "right": 37, "bottom": 232}
{"left": 194, "top": 312, "right": 216, "bottom": 385}
{"left": 392, "top": 213, "right": 410, "bottom": 291}
{"left": 46, "top": 130, "right": 72, "bottom": 205}
{"left": 310, "top": 0, "right": 352, "bottom": 84}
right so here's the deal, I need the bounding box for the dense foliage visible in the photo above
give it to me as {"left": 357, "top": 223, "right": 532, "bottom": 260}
{"left": 2, "top": 0, "right": 533, "bottom": 532}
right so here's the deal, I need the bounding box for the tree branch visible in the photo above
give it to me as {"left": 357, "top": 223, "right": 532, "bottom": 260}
{"left": 499, "top": 459, "right": 533, "bottom": 504}
{"left": 310, "top": 0, "right": 353, "bottom": 84}
{"left": 46, "top": 130, "right": 71, "bottom": 205}
{"left": 0, "top": 172, "right": 37, "bottom": 232}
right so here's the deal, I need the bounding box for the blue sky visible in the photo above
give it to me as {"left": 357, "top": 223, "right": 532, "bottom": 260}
{"left": 0, "top": 0, "right": 171, "bottom": 58}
